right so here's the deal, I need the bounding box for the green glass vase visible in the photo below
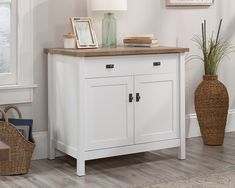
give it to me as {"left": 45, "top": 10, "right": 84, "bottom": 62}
{"left": 102, "top": 13, "right": 117, "bottom": 48}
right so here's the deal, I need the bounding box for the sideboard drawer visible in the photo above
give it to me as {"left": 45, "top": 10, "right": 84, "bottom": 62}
{"left": 84, "top": 54, "right": 178, "bottom": 78}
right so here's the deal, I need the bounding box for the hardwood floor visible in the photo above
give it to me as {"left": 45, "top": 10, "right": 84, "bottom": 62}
{"left": 1, "top": 133, "right": 235, "bottom": 188}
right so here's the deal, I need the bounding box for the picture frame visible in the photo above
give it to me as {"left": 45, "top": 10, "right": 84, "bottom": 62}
{"left": 8, "top": 118, "right": 33, "bottom": 140}
{"left": 70, "top": 17, "right": 98, "bottom": 49}
{"left": 16, "top": 125, "right": 30, "bottom": 140}
{"left": 166, "top": 0, "right": 214, "bottom": 6}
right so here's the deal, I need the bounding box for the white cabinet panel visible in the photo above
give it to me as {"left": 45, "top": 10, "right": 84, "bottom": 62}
{"left": 135, "top": 74, "right": 179, "bottom": 144}
{"left": 85, "top": 77, "right": 134, "bottom": 151}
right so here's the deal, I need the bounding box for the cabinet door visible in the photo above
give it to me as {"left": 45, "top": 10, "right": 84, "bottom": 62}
{"left": 85, "top": 77, "right": 134, "bottom": 151}
{"left": 135, "top": 74, "right": 179, "bottom": 144}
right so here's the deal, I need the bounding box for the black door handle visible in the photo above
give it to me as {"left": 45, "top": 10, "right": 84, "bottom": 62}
{"left": 136, "top": 93, "right": 141, "bottom": 102}
{"left": 106, "top": 64, "right": 115, "bottom": 69}
{"left": 153, "top": 62, "right": 161, "bottom": 66}
{"left": 129, "top": 94, "right": 134, "bottom": 103}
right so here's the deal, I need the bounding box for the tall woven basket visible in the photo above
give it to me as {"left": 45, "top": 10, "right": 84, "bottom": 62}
{"left": 195, "top": 75, "right": 229, "bottom": 146}
{"left": 0, "top": 109, "right": 35, "bottom": 175}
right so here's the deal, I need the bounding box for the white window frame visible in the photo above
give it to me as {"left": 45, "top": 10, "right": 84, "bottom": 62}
{"left": 0, "top": 0, "right": 17, "bottom": 84}
{"left": 0, "top": 0, "right": 36, "bottom": 105}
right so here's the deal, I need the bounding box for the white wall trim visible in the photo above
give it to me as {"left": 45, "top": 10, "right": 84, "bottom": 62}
{"left": 185, "top": 109, "right": 235, "bottom": 138}
{"left": 186, "top": 109, "right": 235, "bottom": 120}
{"left": 32, "top": 131, "right": 48, "bottom": 160}
{"left": 32, "top": 110, "right": 235, "bottom": 160}
{"left": 0, "top": 85, "right": 38, "bottom": 105}
{"left": 32, "top": 131, "right": 64, "bottom": 160}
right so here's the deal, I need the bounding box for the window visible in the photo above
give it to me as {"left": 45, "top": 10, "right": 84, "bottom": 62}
{"left": 0, "top": 0, "right": 35, "bottom": 105}
{"left": 0, "top": 0, "right": 10, "bottom": 73}
{"left": 0, "top": 0, "right": 17, "bottom": 85}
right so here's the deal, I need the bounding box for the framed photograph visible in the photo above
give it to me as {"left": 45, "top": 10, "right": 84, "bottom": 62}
{"left": 70, "top": 17, "right": 98, "bottom": 49}
{"left": 166, "top": 0, "right": 214, "bottom": 6}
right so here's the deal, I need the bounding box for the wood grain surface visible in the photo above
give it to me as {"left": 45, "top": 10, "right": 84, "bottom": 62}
{"left": 44, "top": 46, "right": 189, "bottom": 57}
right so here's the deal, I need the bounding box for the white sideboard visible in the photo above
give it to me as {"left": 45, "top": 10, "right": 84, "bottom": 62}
{"left": 45, "top": 46, "right": 189, "bottom": 176}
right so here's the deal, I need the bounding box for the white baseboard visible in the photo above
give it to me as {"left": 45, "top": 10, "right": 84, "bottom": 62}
{"left": 32, "top": 109, "right": 235, "bottom": 160}
{"left": 32, "top": 131, "right": 48, "bottom": 160}
{"left": 186, "top": 109, "right": 235, "bottom": 138}
{"left": 32, "top": 131, "right": 65, "bottom": 160}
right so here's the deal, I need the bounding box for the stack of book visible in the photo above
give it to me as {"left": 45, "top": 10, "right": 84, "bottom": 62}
{"left": 123, "top": 35, "right": 159, "bottom": 47}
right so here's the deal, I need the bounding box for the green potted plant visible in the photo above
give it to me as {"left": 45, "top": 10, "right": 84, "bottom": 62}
{"left": 193, "top": 19, "right": 234, "bottom": 146}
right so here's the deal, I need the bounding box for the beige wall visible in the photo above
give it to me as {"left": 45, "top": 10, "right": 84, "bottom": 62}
{"left": 15, "top": 0, "right": 235, "bottom": 132}
{"left": 89, "top": 0, "right": 235, "bottom": 115}
{"left": 12, "top": 0, "right": 87, "bottom": 132}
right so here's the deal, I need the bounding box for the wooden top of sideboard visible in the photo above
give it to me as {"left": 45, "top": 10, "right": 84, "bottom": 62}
{"left": 0, "top": 141, "right": 10, "bottom": 161}
{"left": 44, "top": 46, "right": 189, "bottom": 57}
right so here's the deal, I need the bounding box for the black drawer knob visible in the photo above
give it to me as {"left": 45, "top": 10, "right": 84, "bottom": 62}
{"left": 106, "top": 64, "right": 115, "bottom": 69}
{"left": 153, "top": 62, "right": 161, "bottom": 66}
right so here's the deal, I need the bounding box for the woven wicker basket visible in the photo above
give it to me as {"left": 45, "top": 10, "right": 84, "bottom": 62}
{"left": 0, "top": 109, "right": 35, "bottom": 176}
{"left": 195, "top": 75, "right": 229, "bottom": 146}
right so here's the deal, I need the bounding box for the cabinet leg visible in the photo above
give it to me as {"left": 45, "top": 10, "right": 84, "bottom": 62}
{"left": 178, "top": 144, "right": 186, "bottom": 160}
{"left": 49, "top": 139, "right": 56, "bottom": 160}
{"left": 77, "top": 158, "right": 85, "bottom": 176}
